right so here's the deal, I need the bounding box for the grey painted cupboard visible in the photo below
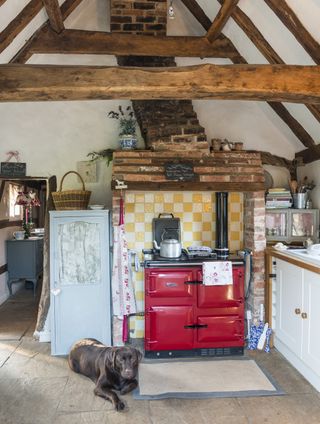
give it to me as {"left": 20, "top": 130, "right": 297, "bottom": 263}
{"left": 49, "top": 210, "right": 112, "bottom": 355}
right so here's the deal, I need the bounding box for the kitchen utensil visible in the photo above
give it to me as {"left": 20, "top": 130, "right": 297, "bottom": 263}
{"left": 290, "top": 180, "right": 298, "bottom": 194}
{"left": 153, "top": 238, "right": 182, "bottom": 258}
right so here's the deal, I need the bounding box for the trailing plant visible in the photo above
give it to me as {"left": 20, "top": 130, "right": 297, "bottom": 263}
{"left": 87, "top": 149, "right": 114, "bottom": 166}
{"left": 108, "top": 105, "right": 136, "bottom": 136}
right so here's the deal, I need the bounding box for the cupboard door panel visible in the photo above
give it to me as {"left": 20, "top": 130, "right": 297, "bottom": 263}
{"left": 145, "top": 306, "right": 194, "bottom": 351}
{"left": 195, "top": 315, "right": 244, "bottom": 346}
{"left": 197, "top": 267, "right": 244, "bottom": 308}
{"left": 50, "top": 211, "right": 111, "bottom": 356}
{"left": 302, "top": 270, "right": 320, "bottom": 374}
{"left": 145, "top": 269, "right": 195, "bottom": 299}
{"left": 276, "top": 259, "right": 303, "bottom": 357}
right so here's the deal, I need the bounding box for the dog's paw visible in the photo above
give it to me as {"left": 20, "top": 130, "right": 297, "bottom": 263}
{"left": 115, "top": 400, "right": 126, "bottom": 412}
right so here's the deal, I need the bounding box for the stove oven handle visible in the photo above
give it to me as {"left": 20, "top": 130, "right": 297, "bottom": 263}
{"left": 184, "top": 324, "right": 208, "bottom": 329}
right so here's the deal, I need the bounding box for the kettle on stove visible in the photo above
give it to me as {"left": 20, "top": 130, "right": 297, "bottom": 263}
{"left": 153, "top": 235, "right": 182, "bottom": 258}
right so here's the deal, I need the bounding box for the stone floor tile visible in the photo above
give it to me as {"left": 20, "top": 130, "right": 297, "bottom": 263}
{"left": 53, "top": 411, "right": 110, "bottom": 424}
{"left": 57, "top": 374, "right": 113, "bottom": 413}
{"left": 239, "top": 393, "right": 320, "bottom": 424}
{"left": 0, "top": 340, "right": 20, "bottom": 366}
{"left": 0, "top": 376, "right": 68, "bottom": 424}
{"left": 0, "top": 338, "right": 70, "bottom": 380}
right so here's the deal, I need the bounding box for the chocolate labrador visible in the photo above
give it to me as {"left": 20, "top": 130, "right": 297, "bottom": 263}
{"left": 68, "top": 338, "right": 142, "bottom": 411}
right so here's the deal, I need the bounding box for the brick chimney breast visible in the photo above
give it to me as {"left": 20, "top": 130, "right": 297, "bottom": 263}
{"left": 110, "top": 0, "right": 209, "bottom": 152}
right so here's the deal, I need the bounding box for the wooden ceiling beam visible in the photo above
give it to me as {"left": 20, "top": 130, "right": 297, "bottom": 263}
{"left": 41, "top": 0, "right": 64, "bottom": 34}
{"left": 267, "top": 102, "right": 316, "bottom": 149}
{"left": 10, "top": 0, "right": 84, "bottom": 64}
{"left": 264, "top": 0, "right": 320, "bottom": 64}
{"left": 223, "top": 1, "right": 320, "bottom": 124}
{"left": 206, "top": 0, "right": 239, "bottom": 42}
{"left": 0, "top": 64, "right": 319, "bottom": 103}
{"left": 0, "top": 0, "right": 43, "bottom": 54}
{"left": 180, "top": 0, "right": 212, "bottom": 31}
{"left": 295, "top": 145, "right": 320, "bottom": 164}
{"left": 27, "top": 28, "right": 242, "bottom": 58}
{"left": 0, "top": 0, "right": 8, "bottom": 6}
{"left": 183, "top": 0, "right": 319, "bottom": 150}
{"left": 217, "top": 0, "right": 319, "bottom": 146}
{"left": 180, "top": 0, "right": 245, "bottom": 62}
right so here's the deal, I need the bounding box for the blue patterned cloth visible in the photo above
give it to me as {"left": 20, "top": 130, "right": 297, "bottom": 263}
{"left": 248, "top": 321, "right": 272, "bottom": 352}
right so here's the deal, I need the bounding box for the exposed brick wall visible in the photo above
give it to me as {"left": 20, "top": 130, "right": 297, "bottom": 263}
{"left": 133, "top": 100, "right": 208, "bottom": 151}
{"left": 111, "top": 0, "right": 208, "bottom": 151}
{"left": 110, "top": 0, "right": 167, "bottom": 36}
{"left": 243, "top": 191, "right": 266, "bottom": 320}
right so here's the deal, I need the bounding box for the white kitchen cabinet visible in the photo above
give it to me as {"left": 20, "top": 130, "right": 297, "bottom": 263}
{"left": 50, "top": 210, "right": 112, "bottom": 355}
{"left": 275, "top": 259, "right": 320, "bottom": 391}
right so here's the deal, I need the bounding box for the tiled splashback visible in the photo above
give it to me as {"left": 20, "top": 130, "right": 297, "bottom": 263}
{"left": 124, "top": 191, "right": 243, "bottom": 338}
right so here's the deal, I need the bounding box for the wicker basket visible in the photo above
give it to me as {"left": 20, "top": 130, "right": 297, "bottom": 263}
{"left": 52, "top": 171, "right": 91, "bottom": 210}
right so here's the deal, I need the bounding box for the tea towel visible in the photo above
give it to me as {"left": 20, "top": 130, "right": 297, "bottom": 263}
{"left": 202, "top": 261, "right": 233, "bottom": 285}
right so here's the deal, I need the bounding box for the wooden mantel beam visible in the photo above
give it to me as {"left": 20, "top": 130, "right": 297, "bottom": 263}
{"left": 42, "top": 0, "right": 64, "bottom": 33}
{"left": 27, "top": 28, "right": 240, "bottom": 59}
{"left": 0, "top": 64, "right": 319, "bottom": 103}
{"left": 206, "top": 0, "right": 239, "bottom": 42}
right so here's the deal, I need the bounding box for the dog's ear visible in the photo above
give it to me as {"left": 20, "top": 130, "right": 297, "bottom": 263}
{"left": 105, "top": 347, "right": 117, "bottom": 369}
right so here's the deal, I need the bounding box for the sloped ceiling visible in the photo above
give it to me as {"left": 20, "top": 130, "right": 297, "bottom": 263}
{"left": 0, "top": 0, "right": 319, "bottom": 164}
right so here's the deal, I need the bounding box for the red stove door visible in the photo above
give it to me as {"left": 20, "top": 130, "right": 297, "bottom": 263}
{"left": 145, "top": 268, "right": 195, "bottom": 300}
{"left": 197, "top": 266, "right": 244, "bottom": 308}
{"left": 195, "top": 315, "right": 244, "bottom": 347}
{"left": 145, "top": 306, "right": 194, "bottom": 351}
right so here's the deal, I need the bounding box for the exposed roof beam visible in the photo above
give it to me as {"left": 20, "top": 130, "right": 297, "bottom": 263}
{"left": 10, "top": 0, "right": 84, "bottom": 64}
{"left": 180, "top": 0, "right": 212, "bottom": 31}
{"left": 268, "top": 102, "right": 316, "bottom": 149}
{"left": 0, "top": 0, "right": 8, "bottom": 6}
{"left": 260, "top": 151, "right": 296, "bottom": 176}
{"left": 206, "top": 0, "right": 239, "bottom": 42}
{"left": 0, "top": 0, "right": 43, "bottom": 54}
{"left": 181, "top": 0, "right": 246, "bottom": 63}
{"left": 27, "top": 28, "right": 241, "bottom": 58}
{"left": 0, "top": 64, "right": 319, "bottom": 103}
{"left": 264, "top": 0, "right": 320, "bottom": 64}
{"left": 216, "top": 0, "right": 320, "bottom": 142}
{"left": 295, "top": 145, "right": 320, "bottom": 164}
{"left": 42, "top": 0, "right": 64, "bottom": 33}
{"left": 185, "top": 0, "right": 318, "bottom": 151}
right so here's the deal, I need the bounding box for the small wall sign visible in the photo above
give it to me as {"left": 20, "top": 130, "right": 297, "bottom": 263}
{"left": 0, "top": 162, "right": 26, "bottom": 177}
{"left": 164, "top": 162, "right": 195, "bottom": 181}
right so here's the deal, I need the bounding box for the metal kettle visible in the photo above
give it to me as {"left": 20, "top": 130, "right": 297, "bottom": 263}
{"left": 153, "top": 238, "right": 182, "bottom": 258}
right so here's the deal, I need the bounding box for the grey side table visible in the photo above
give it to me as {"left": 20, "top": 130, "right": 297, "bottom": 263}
{"left": 6, "top": 238, "right": 44, "bottom": 297}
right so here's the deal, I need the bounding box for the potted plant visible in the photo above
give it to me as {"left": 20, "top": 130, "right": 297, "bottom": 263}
{"left": 109, "top": 105, "right": 138, "bottom": 150}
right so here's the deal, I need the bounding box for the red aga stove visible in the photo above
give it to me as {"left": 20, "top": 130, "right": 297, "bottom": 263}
{"left": 144, "top": 257, "right": 245, "bottom": 359}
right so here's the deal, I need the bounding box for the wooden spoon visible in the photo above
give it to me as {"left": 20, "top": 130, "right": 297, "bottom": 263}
{"left": 291, "top": 180, "right": 298, "bottom": 194}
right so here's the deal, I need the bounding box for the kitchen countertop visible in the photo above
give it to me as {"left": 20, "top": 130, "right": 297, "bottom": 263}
{"left": 265, "top": 247, "right": 320, "bottom": 274}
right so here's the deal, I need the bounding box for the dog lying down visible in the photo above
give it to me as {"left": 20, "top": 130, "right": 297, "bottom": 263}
{"left": 68, "top": 338, "right": 142, "bottom": 411}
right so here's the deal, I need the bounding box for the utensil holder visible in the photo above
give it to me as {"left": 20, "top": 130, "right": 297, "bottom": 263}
{"left": 293, "top": 193, "right": 307, "bottom": 209}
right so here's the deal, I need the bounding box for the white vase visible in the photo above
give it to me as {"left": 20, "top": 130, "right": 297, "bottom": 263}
{"left": 119, "top": 134, "right": 137, "bottom": 150}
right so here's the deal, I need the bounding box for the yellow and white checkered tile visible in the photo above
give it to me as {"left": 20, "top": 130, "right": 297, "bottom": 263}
{"left": 124, "top": 191, "right": 243, "bottom": 338}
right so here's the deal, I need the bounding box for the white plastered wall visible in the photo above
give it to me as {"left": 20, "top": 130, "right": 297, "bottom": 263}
{"left": 0, "top": 0, "right": 320, "bottom": 303}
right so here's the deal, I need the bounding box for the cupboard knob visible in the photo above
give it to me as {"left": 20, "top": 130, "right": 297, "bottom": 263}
{"left": 301, "top": 312, "right": 308, "bottom": 319}
{"left": 294, "top": 308, "right": 301, "bottom": 315}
